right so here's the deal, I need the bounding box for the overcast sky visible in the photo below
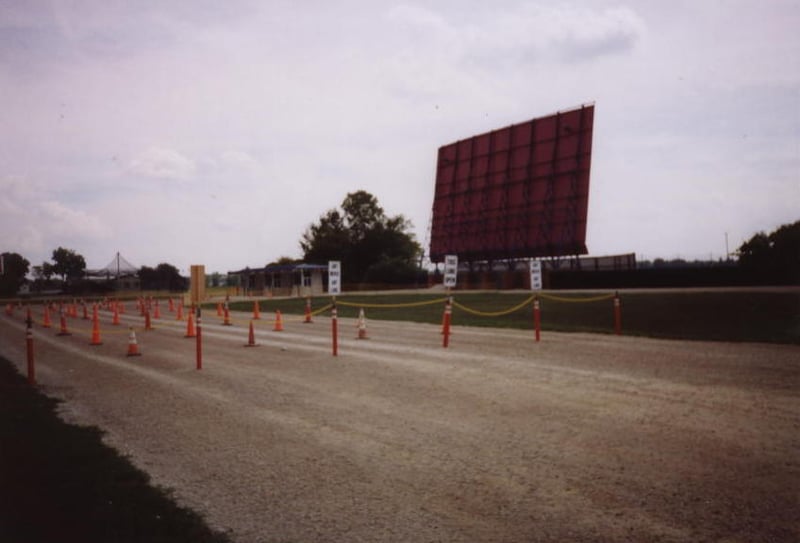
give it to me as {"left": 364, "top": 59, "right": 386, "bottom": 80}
{"left": 1, "top": 0, "right": 798, "bottom": 275}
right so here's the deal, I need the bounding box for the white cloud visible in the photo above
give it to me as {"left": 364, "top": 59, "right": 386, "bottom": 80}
{"left": 0, "top": 1, "right": 796, "bottom": 272}
{"left": 128, "top": 147, "right": 196, "bottom": 181}
{"left": 218, "top": 150, "right": 263, "bottom": 177}
{"left": 39, "top": 200, "right": 109, "bottom": 240}
{"left": 0, "top": 175, "right": 111, "bottom": 266}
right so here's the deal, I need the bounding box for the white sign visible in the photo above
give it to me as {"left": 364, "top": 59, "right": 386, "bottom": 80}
{"left": 443, "top": 254, "right": 458, "bottom": 288}
{"left": 529, "top": 259, "right": 543, "bottom": 291}
{"left": 328, "top": 260, "right": 342, "bottom": 295}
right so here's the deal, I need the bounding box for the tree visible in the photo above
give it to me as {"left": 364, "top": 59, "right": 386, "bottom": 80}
{"left": 300, "top": 209, "right": 350, "bottom": 265}
{"left": 31, "top": 262, "right": 55, "bottom": 281}
{"left": 341, "top": 191, "right": 384, "bottom": 243}
{"left": 50, "top": 247, "right": 86, "bottom": 283}
{"left": 269, "top": 256, "right": 302, "bottom": 266}
{"left": 300, "top": 190, "right": 422, "bottom": 284}
{"left": 0, "top": 252, "right": 30, "bottom": 296}
{"left": 138, "top": 263, "right": 187, "bottom": 291}
{"left": 738, "top": 220, "right": 800, "bottom": 284}
{"left": 208, "top": 272, "right": 222, "bottom": 288}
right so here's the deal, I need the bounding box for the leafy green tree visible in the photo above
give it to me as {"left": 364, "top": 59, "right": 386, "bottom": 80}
{"left": 138, "top": 263, "right": 187, "bottom": 291}
{"left": 300, "top": 190, "right": 422, "bottom": 283}
{"left": 269, "top": 256, "right": 302, "bottom": 266}
{"left": 31, "top": 262, "right": 55, "bottom": 282}
{"left": 50, "top": 247, "right": 86, "bottom": 283}
{"left": 0, "top": 252, "right": 30, "bottom": 296}
{"left": 738, "top": 220, "right": 800, "bottom": 284}
{"left": 208, "top": 272, "right": 222, "bottom": 288}
{"left": 300, "top": 209, "right": 350, "bottom": 266}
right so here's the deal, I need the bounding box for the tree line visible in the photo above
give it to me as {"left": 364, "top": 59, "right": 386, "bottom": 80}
{"left": 0, "top": 248, "right": 188, "bottom": 297}
{"left": 1, "top": 204, "right": 796, "bottom": 297}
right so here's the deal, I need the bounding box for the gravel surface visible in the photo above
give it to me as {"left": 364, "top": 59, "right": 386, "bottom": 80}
{"left": 2, "top": 306, "right": 799, "bottom": 542}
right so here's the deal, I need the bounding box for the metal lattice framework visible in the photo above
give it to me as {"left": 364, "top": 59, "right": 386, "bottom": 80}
{"left": 86, "top": 252, "right": 139, "bottom": 277}
{"left": 429, "top": 104, "right": 594, "bottom": 262}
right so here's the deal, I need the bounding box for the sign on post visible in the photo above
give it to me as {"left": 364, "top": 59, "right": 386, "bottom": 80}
{"left": 328, "top": 261, "right": 341, "bottom": 295}
{"left": 529, "top": 259, "right": 543, "bottom": 291}
{"left": 443, "top": 255, "right": 458, "bottom": 289}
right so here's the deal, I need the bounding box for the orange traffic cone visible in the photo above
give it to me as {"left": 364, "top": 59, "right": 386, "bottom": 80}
{"left": 57, "top": 310, "right": 71, "bottom": 336}
{"left": 273, "top": 310, "right": 284, "bottom": 331}
{"left": 126, "top": 327, "right": 141, "bottom": 356}
{"left": 89, "top": 309, "right": 102, "bottom": 346}
{"left": 153, "top": 301, "right": 161, "bottom": 319}
{"left": 112, "top": 305, "right": 120, "bottom": 325}
{"left": 356, "top": 308, "right": 368, "bottom": 339}
{"left": 176, "top": 303, "right": 184, "bottom": 321}
{"left": 42, "top": 306, "right": 52, "bottom": 328}
{"left": 253, "top": 300, "right": 261, "bottom": 320}
{"left": 185, "top": 312, "right": 196, "bottom": 338}
{"left": 168, "top": 297, "right": 175, "bottom": 312}
{"left": 144, "top": 310, "right": 153, "bottom": 331}
{"left": 217, "top": 302, "right": 223, "bottom": 317}
{"left": 223, "top": 303, "right": 232, "bottom": 326}
{"left": 244, "top": 320, "right": 257, "bottom": 347}
{"left": 303, "top": 298, "right": 313, "bottom": 324}
{"left": 82, "top": 303, "right": 89, "bottom": 320}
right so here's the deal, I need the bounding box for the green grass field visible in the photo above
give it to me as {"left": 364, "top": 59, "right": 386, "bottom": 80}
{"left": 223, "top": 290, "right": 800, "bottom": 344}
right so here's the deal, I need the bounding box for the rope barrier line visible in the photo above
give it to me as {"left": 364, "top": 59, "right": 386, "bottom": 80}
{"left": 11, "top": 293, "right": 618, "bottom": 337}
{"left": 538, "top": 293, "right": 615, "bottom": 303}
{"left": 452, "top": 296, "right": 535, "bottom": 317}
{"left": 335, "top": 298, "right": 449, "bottom": 309}
{"left": 311, "top": 304, "right": 334, "bottom": 316}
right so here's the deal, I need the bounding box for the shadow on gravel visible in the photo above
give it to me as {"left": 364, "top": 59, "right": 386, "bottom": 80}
{"left": 0, "top": 355, "right": 233, "bottom": 543}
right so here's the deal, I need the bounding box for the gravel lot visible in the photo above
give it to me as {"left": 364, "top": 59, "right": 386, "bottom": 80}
{"left": 1, "top": 306, "right": 798, "bottom": 542}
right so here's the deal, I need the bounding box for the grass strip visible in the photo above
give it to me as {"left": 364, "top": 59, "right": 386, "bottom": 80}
{"left": 0, "top": 355, "right": 232, "bottom": 543}
{"left": 221, "top": 290, "right": 800, "bottom": 344}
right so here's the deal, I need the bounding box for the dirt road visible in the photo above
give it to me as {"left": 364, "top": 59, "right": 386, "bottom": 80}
{"left": 1, "top": 307, "right": 798, "bottom": 542}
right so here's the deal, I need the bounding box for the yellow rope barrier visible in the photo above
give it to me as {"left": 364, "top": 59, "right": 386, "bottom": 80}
{"left": 452, "top": 295, "right": 535, "bottom": 317}
{"left": 311, "top": 303, "right": 333, "bottom": 316}
{"left": 538, "top": 293, "right": 615, "bottom": 303}
{"left": 335, "top": 297, "right": 448, "bottom": 309}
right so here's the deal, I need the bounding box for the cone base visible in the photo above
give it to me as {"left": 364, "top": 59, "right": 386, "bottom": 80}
{"left": 126, "top": 352, "right": 142, "bottom": 357}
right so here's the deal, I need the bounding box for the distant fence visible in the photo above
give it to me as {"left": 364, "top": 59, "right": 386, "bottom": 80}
{"left": 547, "top": 266, "right": 795, "bottom": 289}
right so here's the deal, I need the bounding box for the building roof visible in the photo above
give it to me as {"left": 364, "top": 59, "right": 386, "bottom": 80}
{"left": 229, "top": 263, "right": 328, "bottom": 275}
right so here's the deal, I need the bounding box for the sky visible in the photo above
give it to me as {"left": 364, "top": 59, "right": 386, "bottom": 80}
{"left": 1, "top": 0, "right": 798, "bottom": 275}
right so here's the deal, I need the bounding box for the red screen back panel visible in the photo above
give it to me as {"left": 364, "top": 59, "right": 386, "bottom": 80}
{"left": 429, "top": 104, "right": 594, "bottom": 261}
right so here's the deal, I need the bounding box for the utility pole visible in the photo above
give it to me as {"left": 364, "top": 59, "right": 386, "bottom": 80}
{"left": 725, "top": 232, "right": 730, "bottom": 260}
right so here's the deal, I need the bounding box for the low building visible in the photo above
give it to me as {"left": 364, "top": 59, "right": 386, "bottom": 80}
{"left": 228, "top": 263, "right": 328, "bottom": 297}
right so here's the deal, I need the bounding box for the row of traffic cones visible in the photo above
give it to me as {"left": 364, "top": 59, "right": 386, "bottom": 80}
{"left": 9, "top": 303, "right": 375, "bottom": 360}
